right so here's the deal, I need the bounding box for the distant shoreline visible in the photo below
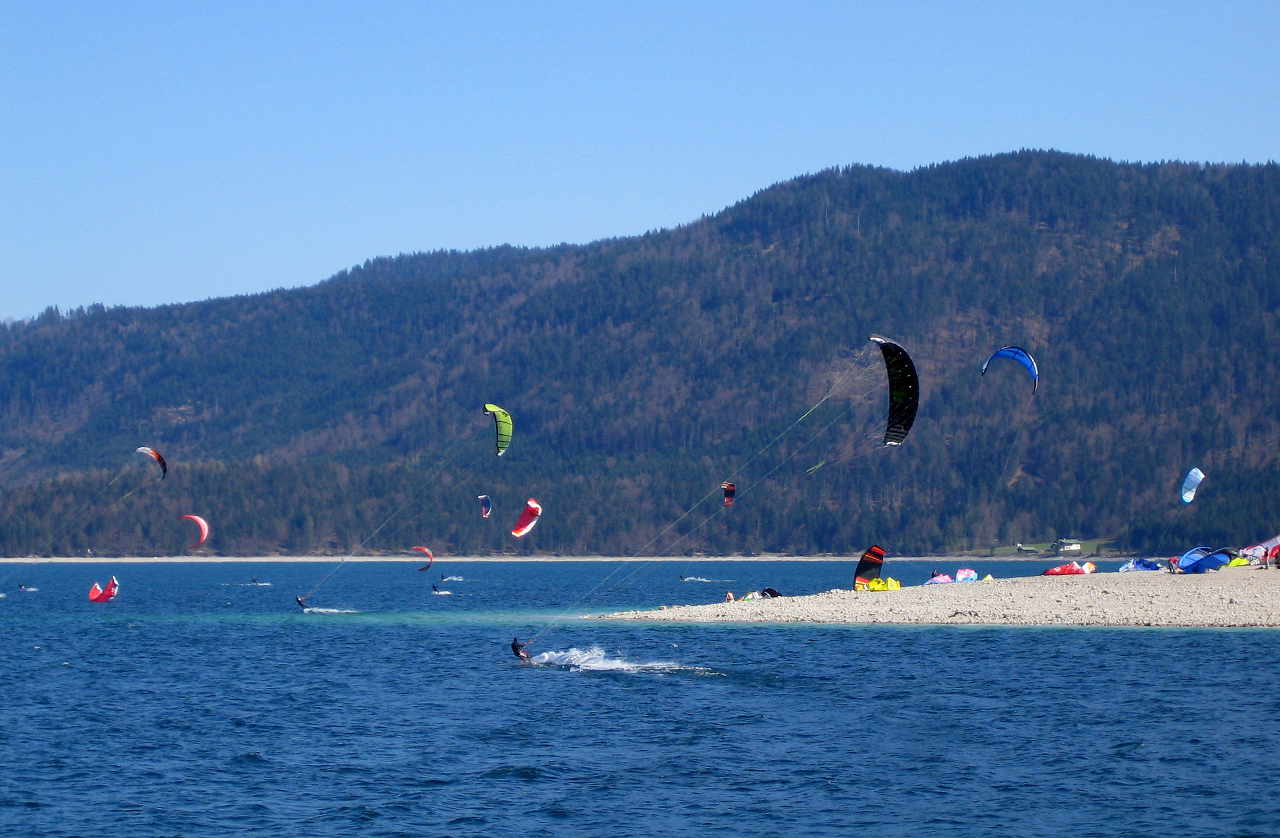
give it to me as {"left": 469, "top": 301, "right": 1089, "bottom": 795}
{"left": 0, "top": 554, "right": 1130, "bottom": 565}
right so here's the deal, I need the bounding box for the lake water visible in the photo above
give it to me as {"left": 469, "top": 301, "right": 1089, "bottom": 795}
{"left": 2, "top": 559, "right": 1277, "bottom": 837}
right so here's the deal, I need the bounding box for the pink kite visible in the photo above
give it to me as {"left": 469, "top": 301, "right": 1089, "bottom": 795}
{"left": 182, "top": 514, "right": 209, "bottom": 547}
{"left": 413, "top": 545, "right": 434, "bottom": 571}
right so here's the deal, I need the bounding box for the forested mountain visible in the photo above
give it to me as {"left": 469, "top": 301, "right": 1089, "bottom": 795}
{"left": 2, "top": 150, "right": 1278, "bottom": 557}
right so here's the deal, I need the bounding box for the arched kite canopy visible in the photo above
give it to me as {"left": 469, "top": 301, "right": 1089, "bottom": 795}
{"left": 412, "top": 545, "right": 434, "bottom": 571}
{"left": 477, "top": 494, "right": 492, "bottom": 519}
{"left": 980, "top": 345, "right": 1039, "bottom": 394}
{"left": 136, "top": 446, "right": 167, "bottom": 479}
{"left": 483, "top": 404, "right": 513, "bottom": 456}
{"left": 88, "top": 576, "right": 119, "bottom": 602}
{"left": 181, "top": 514, "right": 209, "bottom": 547}
{"left": 511, "top": 498, "right": 542, "bottom": 538}
{"left": 1181, "top": 467, "right": 1205, "bottom": 503}
{"left": 868, "top": 335, "right": 919, "bottom": 446}
{"left": 721, "top": 482, "right": 736, "bottom": 506}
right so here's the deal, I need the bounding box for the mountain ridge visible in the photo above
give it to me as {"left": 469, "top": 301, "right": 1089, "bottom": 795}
{"left": 2, "top": 150, "right": 1277, "bottom": 556}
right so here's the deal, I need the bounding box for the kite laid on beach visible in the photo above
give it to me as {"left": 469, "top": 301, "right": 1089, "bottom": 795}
{"left": 1175, "top": 546, "right": 1232, "bottom": 574}
{"left": 181, "top": 514, "right": 209, "bottom": 547}
{"left": 511, "top": 498, "right": 542, "bottom": 538}
{"left": 868, "top": 335, "right": 919, "bottom": 446}
{"left": 483, "top": 404, "right": 513, "bottom": 456}
{"left": 1180, "top": 467, "right": 1205, "bottom": 503}
{"left": 1118, "top": 558, "right": 1163, "bottom": 572}
{"left": 88, "top": 576, "right": 120, "bottom": 602}
{"left": 979, "top": 345, "right": 1039, "bottom": 394}
{"left": 1042, "top": 561, "right": 1096, "bottom": 576}
{"left": 136, "top": 446, "right": 167, "bottom": 479}
{"left": 1239, "top": 532, "right": 1280, "bottom": 564}
{"left": 853, "top": 544, "right": 886, "bottom": 590}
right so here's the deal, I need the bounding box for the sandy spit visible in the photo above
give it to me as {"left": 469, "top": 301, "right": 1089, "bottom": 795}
{"left": 599, "top": 567, "right": 1280, "bottom": 628}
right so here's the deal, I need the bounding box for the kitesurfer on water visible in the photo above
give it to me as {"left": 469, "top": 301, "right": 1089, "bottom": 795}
{"left": 511, "top": 637, "right": 531, "bottom": 661}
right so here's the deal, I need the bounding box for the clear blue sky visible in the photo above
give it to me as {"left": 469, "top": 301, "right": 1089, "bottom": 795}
{"left": 3, "top": 1, "right": 1276, "bottom": 321}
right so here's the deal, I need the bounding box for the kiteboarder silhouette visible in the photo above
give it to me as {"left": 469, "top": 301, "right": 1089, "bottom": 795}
{"left": 295, "top": 595, "right": 307, "bottom": 610}
{"left": 511, "top": 637, "right": 531, "bottom": 661}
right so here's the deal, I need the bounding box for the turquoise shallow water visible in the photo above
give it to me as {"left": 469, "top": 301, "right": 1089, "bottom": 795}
{"left": 2, "top": 560, "right": 1278, "bottom": 837}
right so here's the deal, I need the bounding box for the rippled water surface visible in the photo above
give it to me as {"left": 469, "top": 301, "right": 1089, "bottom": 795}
{"left": 2, "top": 560, "right": 1278, "bottom": 837}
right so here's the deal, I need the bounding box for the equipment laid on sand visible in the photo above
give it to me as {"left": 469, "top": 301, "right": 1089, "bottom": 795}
{"left": 853, "top": 544, "right": 886, "bottom": 590}
{"left": 1240, "top": 533, "right": 1280, "bottom": 566}
{"left": 1175, "top": 547, "right": 1232, "bottom": 574}
{"left": 1042, "top": 561, "right": 1096, "bottom": 576}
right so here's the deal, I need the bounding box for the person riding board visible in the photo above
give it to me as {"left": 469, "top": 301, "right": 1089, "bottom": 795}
{"left": 511, "top": 637, "right": 531, "bottom": 661}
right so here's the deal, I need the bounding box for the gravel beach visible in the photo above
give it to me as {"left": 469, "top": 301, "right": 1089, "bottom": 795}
{"left": 600, "top": 566, "right": 1280, "bottom": 627}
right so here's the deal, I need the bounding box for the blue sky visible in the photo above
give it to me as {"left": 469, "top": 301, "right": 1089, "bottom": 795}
{"left": 3, "top": 1, "right": 1276, "bottom": 320}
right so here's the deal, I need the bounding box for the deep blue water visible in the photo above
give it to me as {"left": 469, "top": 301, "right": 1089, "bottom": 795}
{"left": 2, "top": 560, "right": 1278, "bottom": 838}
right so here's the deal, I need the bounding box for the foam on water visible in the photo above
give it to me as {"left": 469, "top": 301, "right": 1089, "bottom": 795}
{"left": 530, "top": 645, "right": 719, "bottom": 676}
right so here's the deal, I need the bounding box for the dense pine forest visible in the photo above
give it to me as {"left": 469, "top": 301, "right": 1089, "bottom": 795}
{"left": 2, "top": 150, "right": 1277, "bottom": 557}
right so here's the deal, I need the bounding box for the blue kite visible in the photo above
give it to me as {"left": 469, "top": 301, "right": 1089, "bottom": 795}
{"left": 979, "top": 345, "right": 1039, "bottom": 394}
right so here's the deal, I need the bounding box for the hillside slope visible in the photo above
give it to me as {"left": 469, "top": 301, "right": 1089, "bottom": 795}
{"left": 2, "top": 151, "right": 1277, "bottom": 556}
